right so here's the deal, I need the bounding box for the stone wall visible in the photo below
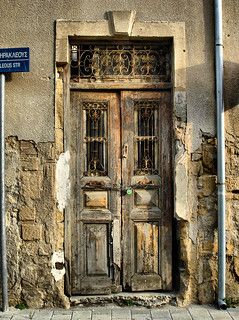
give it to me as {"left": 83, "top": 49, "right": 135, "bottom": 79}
{"left": 3, "top": 116, "right": 239, "bottom": 308}
{"left": 176, "top": 130, "right": 239, "bottom": 305}
{"left": 3, "top": 131, "right": 229, "bottom": 308}
{"left": 225, "top": 131, "right": 239, "bottom": 302}
{"left": 5, "top": 137, "right": 69, "bottom": 308}
{"left": 192, "top": 134, "right": 217, "bottom": 304}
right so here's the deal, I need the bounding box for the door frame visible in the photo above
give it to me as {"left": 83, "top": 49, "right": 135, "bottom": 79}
{"left": 55, "top": 15, "right": 187, "bottom": 296}
{"left": 69, "top": 90, "right": 173, "bottom": 294}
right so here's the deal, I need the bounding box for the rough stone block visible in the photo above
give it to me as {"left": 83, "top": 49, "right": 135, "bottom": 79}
{"left": 202, "top": 144, "right": 216, "bottom": 174}
{"left": 226, "top": 176, "right": 239, "bottom": 192}
{"left": 38, "top": 243, "right": 51, "bottom": 256}
{"left": 56, "top": 210, "right": 64, "bottom": 223}
{"left": 38, "top": 142, "right": 55, "bottom": 161}
{"left": 191, "top": 151, "right": 202, "bottom": 161}
{"left": 227, "top": 240, "right": 235, "bottom": 256}
{"left": 19, "top": 207, "right": 36, "bottom": 221}
{"left": 198, "top": 175, "right": 216, "bottom": 197}
{"left": 22, "top": 223, "right": 42, "bottom": 241}
{"left": 198, "top": 282, "right": 215, "bottom": 304}
{"left": 55, "top": 223, "right": 64, "bottom": 250}
{"left": 5, "top": 149, "right": 20, "bottom": 188}
{"left": 20, "top": 141, "right": 38, "bottom": 155}
{"left": 233, "top": 257, "right": 239, "bottom": 278}
{"left": 21, "top": 172, "right": 41, "bottom": 199}
{"left": 202, "top": 241, "right": 214, "bottom": 254}
{"left": 55, "top": 128, "right": 64, "bottom": 155}
{"left": 21, "top": 157, "right": 40, "bottom": 171}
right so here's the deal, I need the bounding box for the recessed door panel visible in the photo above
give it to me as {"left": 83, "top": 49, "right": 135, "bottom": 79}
{"left": 85, "top": 223, "right": 109, "bottom": 276}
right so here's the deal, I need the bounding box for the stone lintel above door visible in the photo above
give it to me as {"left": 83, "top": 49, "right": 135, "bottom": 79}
{"left": 55, "top": 14, "right": 186, "bottom": 90}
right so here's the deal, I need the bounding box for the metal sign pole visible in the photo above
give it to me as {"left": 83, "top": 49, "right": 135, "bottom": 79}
{"left": 0, "top": 73, "right": 8, "bottom": 312}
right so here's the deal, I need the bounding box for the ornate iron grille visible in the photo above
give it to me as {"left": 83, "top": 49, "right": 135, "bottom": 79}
{"left": 134, "top": 100, "right": 159, "bottom": 175}
{"left": 83, "top": 101, "right": 108, "bottom": 176}
{"left": 71, "top": 42, "right": 171, "bottom": 83}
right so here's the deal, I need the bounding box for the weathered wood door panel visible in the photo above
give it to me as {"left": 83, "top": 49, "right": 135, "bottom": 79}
{"left": 121, "top": 91, "right": 172, "bottom": 291}
{"left": 70, "top": 92, "right": 121, "bottom": 294}
{"left": 70, "top": 90, "right": 172, "bottom": 294}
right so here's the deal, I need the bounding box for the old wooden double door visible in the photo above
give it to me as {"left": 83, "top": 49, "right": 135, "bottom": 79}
{"left": 70, "top": 90, "right": 172, "bottom": 294}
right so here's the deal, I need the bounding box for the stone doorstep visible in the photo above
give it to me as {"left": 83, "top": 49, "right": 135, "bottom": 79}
{"left": 70, "top": 292, "right": 177, "bottom": 308}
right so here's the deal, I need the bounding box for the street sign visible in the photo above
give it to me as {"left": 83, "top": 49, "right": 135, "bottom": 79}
{"left": 0, "top": 47, "right": 30, "bottom": 73}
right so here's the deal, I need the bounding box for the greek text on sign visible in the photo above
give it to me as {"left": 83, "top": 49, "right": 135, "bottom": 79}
{"left": 0, "top": 47, "right": 30, "bottom": 73}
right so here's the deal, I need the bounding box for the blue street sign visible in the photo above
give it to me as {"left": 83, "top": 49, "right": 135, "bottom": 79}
{"left": 0, "top": 47, "right": 30, "bottom": 73}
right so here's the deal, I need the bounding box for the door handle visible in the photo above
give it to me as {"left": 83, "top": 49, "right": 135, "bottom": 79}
{"left": 122, "top": 144, "right": 128, "bottom": 158}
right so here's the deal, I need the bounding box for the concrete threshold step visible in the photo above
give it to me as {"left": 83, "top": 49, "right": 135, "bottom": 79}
{"left": 70, "top": 292, "right": 177, "bottom": 308}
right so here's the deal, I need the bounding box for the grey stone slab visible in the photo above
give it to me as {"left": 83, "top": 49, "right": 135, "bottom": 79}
{"left": 92, "top": 309, "right": 111, "bottom": 320}
{"left": 92, "top": 309, "right": 111, "bottom": 314}
{"left": 150, "top": 308, "right": 172, "bottom": 320}
{"left": 72, "top": 310, "right": 92, "bottom": 320}
{"left": 131, "top": 309, "right": 152, "bottom": 320}
{"left": 92, "top": 314, "right": 111, "bottom": 320}
{"left": 131, "top": 316, "right": 151, "bottom": 320}
{"left": 151, "top": 318, "right": 172, "bottom": 320}
{"left": 152, "top": 315, "right": 172, "bottom": 320}
{"left": 53, "top": 310, "right": 72, "bottom": 315}
{"left": 169, "top": 308, "right": 192, "bottom": 320}
{"left": 51, "top": 314, "right": 72, "bottom": 320}
{"left": 32, "top": 310, "right": 53, "bottom": 320}
{"left": 207, "top": 309, "right": 232, "bottom": 320}
{"left": 228, "top": 309, "right": 239, "bottom": 320}
{"left": 11, "top": 316, "right": 32, "bottom": 320}
{"left": 151, "top": 316, "right": 172, "bottom": 320}
{"left": 0, "top": 316, "right": 13, "bottom": 320}
{"left": 11, "top": 312, "right": 35, "bottom": 320}
{"left": 0, "top": 311, "right": 14, "bottom": 320}
{"left": 112, "top": 309, "right": 131, "bottom": 320}
{"left": 188, "top": 306, "right": 212, "bottom": 320}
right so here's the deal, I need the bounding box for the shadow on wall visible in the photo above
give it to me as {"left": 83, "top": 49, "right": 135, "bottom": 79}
{"left": 224, "top": 61, "right": 239, "bottom": 111}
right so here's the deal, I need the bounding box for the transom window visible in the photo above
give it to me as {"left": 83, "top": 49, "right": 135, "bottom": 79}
{"left": 70, "top": 41, "right": 172, "bottom": 83}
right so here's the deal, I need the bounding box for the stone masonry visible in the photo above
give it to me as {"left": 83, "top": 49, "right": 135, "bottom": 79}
{"left": 5, "top": 137, "right": 69, "bottom": 309}
{"left": 3, "top": 125, "right": 239, "bottom": 308}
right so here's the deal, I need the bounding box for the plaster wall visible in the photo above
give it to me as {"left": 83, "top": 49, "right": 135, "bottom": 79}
{"left": 0, "top": 0, "right": 216, "bottom": 149}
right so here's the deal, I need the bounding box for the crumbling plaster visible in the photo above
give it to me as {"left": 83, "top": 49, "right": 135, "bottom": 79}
{"left": 56, "top": 151, "right": 70, "bottom": 212}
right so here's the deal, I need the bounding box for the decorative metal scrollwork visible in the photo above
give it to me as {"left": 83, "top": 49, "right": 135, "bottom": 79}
{"left": 71, "top": 42, "right": 171, "bottom": 83}
{"left": 83, "top": 101, "right": 108, "bottom": 176}
{"left": 134, "top": 100, "right": 159, "bottom": 175}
